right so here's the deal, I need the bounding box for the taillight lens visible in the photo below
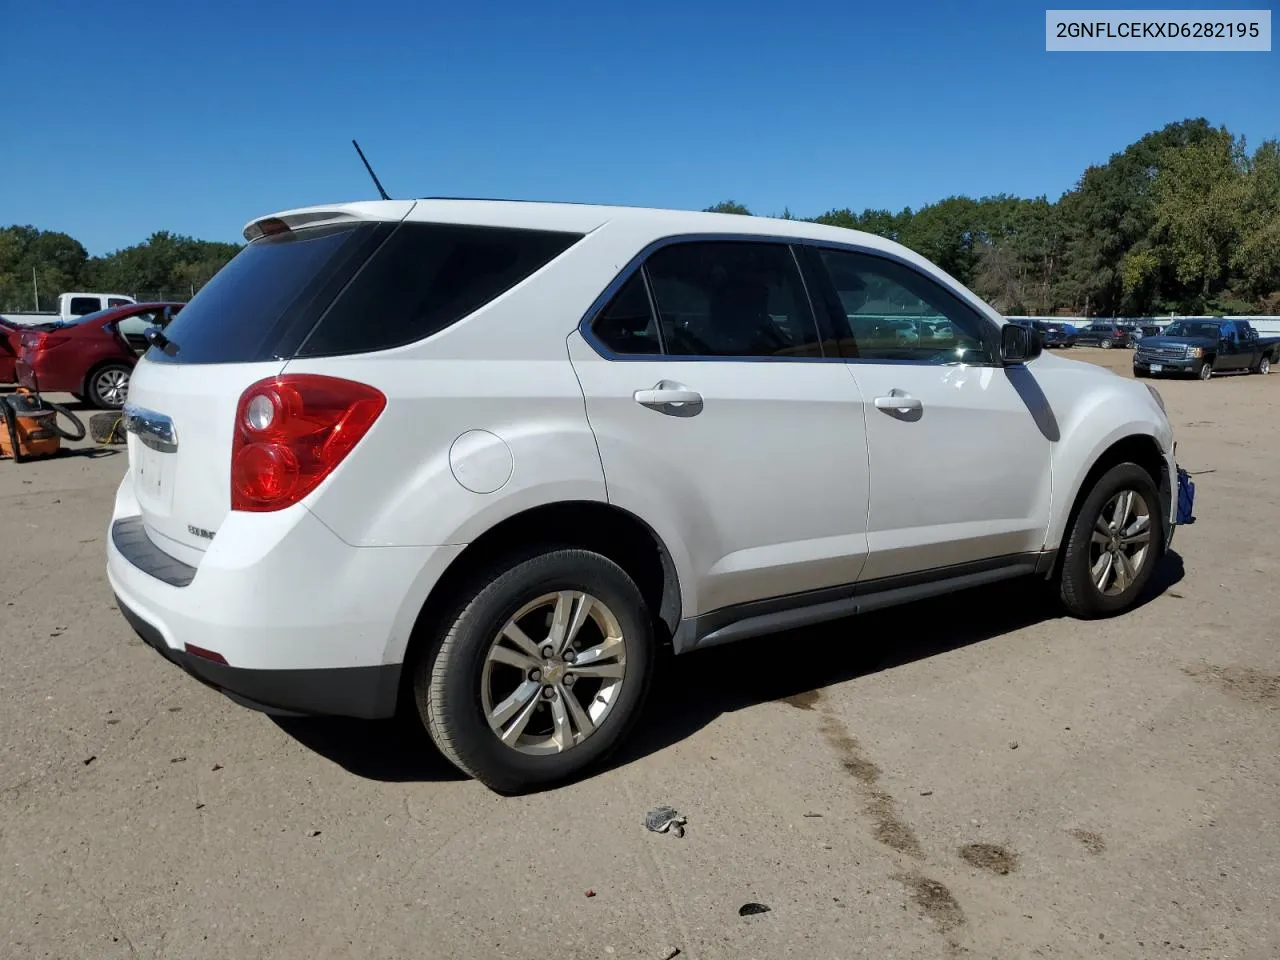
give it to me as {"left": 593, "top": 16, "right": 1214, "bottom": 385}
{"left": 231, "top": 374, "right": 386, "bottom": 512}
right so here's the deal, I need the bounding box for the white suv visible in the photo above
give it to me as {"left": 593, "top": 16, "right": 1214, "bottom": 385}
{"left": 107, "top": 199, "right": 1179, "bottom": 791}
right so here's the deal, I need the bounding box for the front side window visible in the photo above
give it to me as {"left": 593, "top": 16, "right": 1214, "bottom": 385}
{"left": 813, "top": 248, "right": 991, "bottom": 363}
{"left": 107, "top": 297, "right": 131, "bottom": 307}
{"left": 643, "top": 241, "right": 822, "bottom": 358}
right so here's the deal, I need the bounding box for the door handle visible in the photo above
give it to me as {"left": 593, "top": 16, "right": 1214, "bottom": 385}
{"left": 874, "top": 392, "right": 922, "bottom": 413}
{"left": 634, "top": 385, "right": 703, "bottom": 408}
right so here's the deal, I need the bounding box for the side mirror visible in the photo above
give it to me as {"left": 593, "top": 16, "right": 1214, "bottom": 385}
{"left": 1001, "top": 323, "right": 1042, "bottom": 365}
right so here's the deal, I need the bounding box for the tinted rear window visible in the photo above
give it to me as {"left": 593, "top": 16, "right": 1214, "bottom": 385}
{"left": 295, "top": 222, "right": 582, "bottom": 357}
{"left": 149, "top": 221, "right": 582, "bottom": 364}
{"left": 147, "top": 222, "right": 383, "bottom": 365}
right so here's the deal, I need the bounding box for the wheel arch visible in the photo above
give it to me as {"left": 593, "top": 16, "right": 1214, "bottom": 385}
{"left": 1050, "top": 432, "right": 1169, "bottom": 576}
{"left": 393, "top": 500, "right": 684, "bottom": 709}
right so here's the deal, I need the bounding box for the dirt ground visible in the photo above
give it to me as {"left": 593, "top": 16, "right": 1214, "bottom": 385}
{"left": 2, "top": 349, "right": 1277, "bottom": 960}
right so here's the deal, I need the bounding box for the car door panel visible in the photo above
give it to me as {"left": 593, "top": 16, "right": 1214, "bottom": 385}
{"left": 568, "top": 240, "right": 871, "bottom": 619}
{"left": 804, "top": 246, "right": 1053, "bottom": 583}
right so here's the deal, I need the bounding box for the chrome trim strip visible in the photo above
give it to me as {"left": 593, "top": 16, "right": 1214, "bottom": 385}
{"left": 122, "top": 403, "right": 178, "bottom": 453}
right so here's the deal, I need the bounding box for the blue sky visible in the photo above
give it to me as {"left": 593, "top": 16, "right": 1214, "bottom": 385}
{"left": 3, "top": 0, "right": 1276, "bottom": 255}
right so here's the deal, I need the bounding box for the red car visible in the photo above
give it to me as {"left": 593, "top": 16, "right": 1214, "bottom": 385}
{"left": 15, "top": 301, "right": 184, "bottom": 409}
{"left": 0, "top": 317, "right": 18, "bottom": 384}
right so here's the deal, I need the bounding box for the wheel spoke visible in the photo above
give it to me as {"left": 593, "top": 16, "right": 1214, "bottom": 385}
{"left": 561, "top": 686, "right": 596, "bottom": 739}
{"left": 486, "top": 643, "right": 539, "bottom": 671}
{"left": 490, "top": 679, "right": 539, "bottom": 729}
{"left": 501, "top": 622, "right": 542, "bottom": 659}
{"left": 1094, "top": 516, "right": 1113, "bottom": 539}
{"left": 548, "top": 591, "right": 593, "bottom": 656}
{"left": 1116, "top": 491, "right": 1135, "bottom": 530}
{"left": 550, "top": 692, "right": 574, "bottom": 751}
{"left": 1113, "top": 548, "right": 1135, "bottom": 589}
{"left": 570, "top": 661, "right": 625, "bottom": 680}
{"left": 572, "top": 634, "right": 624, "bottom": 668}
{"left": 499, "top": 692, "right": 542, "bottom": 747}
{"left": 1120, "top": 514, "right": 1150, "bottom": 543}
{"left": 1092, "top": 551, "right": 1114, "bottom": 591}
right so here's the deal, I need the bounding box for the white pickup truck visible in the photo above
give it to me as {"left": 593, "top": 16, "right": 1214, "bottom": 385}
{"left": 1, "top": 292, "right": 137, "bottom": 326}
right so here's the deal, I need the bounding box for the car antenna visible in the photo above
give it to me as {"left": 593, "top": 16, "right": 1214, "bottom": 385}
{"left": 351, "top": 139, "right": 392, "bottom": 200}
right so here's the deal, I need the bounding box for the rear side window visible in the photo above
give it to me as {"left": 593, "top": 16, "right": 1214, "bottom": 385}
{"left": 108, "top": 297, "right": 131, "bottom": 307}
{"left": 643, "top": 241, "right": 822, "bottom": 358}
{"left": 69, "top": 297, "right": 100, "bottom": 315}
{"left": 297, "top": 222, "right": 582, "bottom": 357}
{"left": 591, "top": 273, "right": 662, "bottom": 355}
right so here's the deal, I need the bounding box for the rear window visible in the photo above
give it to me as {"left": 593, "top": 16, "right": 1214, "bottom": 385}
{"left": 69, "top": 297, "right": 100, "bottom": 315}
{"left": 148, "top": 220, "right": 582, "bottom": 365}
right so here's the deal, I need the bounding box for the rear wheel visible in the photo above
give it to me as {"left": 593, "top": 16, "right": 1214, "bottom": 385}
{"left": 1060, "top": 463, "right": 1162, "bottom": 618}
{"left": 87, "top": 363, "right": 131, "bottom": 409}
{"left": 1252, "top": 355, "right": 1271, "bottom": 375}
{"left": 1101, "top": 339, "right": 1113, "bottom": 349}
{"left": 414, "top": 549, "right": 655, "bottom": 793}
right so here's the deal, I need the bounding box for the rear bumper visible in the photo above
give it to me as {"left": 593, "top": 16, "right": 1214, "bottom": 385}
{"left": 115, "top": 592, "right": 400, "bottom": 717}
{"left": 106, "top": 474, "right": 462, "bottom": 719}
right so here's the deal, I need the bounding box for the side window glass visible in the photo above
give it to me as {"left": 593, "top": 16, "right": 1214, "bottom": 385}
{"left": 814, "top": 249, "right": 990, "bottom": 363}
{"left": 591, "top": 273, "right": 661, "bottom": 355}
{"left": 69, "top": 297, "right": 99, "bottom": 316}
{"left": 107, "top": 297, "right": 131, "bottom": 308}
{"left": 644, "top": 241, "right": 822, "bottom": 358}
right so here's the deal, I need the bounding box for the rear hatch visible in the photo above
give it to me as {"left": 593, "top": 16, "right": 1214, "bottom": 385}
{"left": 123, "top": 204, "right": 415, "bottom": 563}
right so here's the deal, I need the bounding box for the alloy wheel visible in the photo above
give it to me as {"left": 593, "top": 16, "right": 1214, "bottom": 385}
{"left": 480, "top": 591, "right": 627, "bottom": 756}
{"left": 1088, "top": 490, "right": 1152, "bottom": 597}
{"left": 95, "top": 368, "right": 130, "bottom": 406}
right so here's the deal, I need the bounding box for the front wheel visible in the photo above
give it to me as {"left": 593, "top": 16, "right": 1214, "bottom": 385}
{"left": 1196, "top": 361, "right": 1213, "bottom": 381}
{"left": 1060, "top": 463, "right": 1162, "bottom": 618}
{"left": 415, "top": 549, "right": 655, "bottom": 793}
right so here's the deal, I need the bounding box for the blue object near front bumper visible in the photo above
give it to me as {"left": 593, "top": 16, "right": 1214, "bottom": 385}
{"left": 1176, "top": 467, "right": 1196, "bottom": 525}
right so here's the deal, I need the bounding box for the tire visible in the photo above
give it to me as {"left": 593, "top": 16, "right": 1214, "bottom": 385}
{"left": 90, "top": 411, "right": 127, "bottom": 444}
{"left": 1101, "top": 339, "right": 1113, "bottom": 349}
{"left": 414, "top": 549, "right": 655, "bottom": 793}
{"left": 1252, "top": 355, "right": 1271, "bottom": 375}
{"left": 86, "top": 363, "right": 131, "bottom": 409}
{"left": 1196, "top": 361, "right": 1212, "bottom": 381}
{"left": 1060, "top": 463, "right": 1162, "bottom": 619}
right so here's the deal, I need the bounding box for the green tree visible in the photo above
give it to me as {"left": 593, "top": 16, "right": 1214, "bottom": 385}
{"left": 703, "top": 201, "right": 752, "bottom": 215}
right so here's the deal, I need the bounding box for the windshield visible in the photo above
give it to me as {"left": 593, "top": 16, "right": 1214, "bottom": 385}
{"left": 1164, "top": 322, "right": 1221, "bottom": 338}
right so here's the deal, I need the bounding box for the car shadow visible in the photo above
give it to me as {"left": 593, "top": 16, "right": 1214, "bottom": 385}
{"left": 272, "top": 551, "right": 1184, "bottom": 786}
{"left": 611, "top": 549, "right": 1184, "bottom": 772}
{"left": 272, "top": 712, "right": 468, "bottom": 783}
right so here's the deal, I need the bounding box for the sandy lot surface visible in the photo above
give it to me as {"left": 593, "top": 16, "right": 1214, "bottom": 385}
{"left": 2, "top": 350, "right": 1277, "bottom": 960}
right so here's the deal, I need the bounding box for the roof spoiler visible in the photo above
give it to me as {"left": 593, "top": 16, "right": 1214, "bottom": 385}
{"left": 242, "top": 210, "right": 362, "bottom": 242}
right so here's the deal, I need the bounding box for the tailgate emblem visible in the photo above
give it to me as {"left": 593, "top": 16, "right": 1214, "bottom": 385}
{"left": 187, "top": 525, "right": 216, "bottom": 540}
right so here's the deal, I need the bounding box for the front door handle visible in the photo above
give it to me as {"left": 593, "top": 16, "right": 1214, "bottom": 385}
{"left": 873, "top": 392, "right": 922, "bottom": 414}
{"left": 634, "top": 383, "right": 704, "bottom": 408}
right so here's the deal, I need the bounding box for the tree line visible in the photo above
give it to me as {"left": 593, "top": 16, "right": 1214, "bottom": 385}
{"left": 710, "top": 118, "right": 1279, "bottom": 317}
{"left": 3, "top": 118, "right": 1277, "bottom": 317}
{"left": 0, "top": 228, "right": 241, "bottom": 313}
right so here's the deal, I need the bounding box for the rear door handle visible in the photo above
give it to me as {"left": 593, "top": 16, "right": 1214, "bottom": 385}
{"left": 634, "top": 384, "right": 704, "bottom": 408}
{"left": 874, "top": 392, "right": 922, "bottom": 413}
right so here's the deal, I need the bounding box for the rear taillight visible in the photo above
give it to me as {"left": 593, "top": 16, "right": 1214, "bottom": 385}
{"left": 230, "top": 374, "right": 386, "bottom": 512}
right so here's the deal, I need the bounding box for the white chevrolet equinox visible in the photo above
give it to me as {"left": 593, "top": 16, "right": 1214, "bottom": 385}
{"left": 108, "top": 199, "right": 1179, "bottom": 792}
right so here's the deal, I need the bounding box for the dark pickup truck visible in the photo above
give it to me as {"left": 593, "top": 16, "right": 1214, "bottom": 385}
{"left": 1133, "top": 319, "right": 1280, "bottom": 381}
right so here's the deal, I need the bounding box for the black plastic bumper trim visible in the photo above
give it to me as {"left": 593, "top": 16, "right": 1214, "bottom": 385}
{"left": 112, "top": 517, "right": 197, "bottom": 587}
{"left": 115, "top": 593, "right": 401, "bottom": 719}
